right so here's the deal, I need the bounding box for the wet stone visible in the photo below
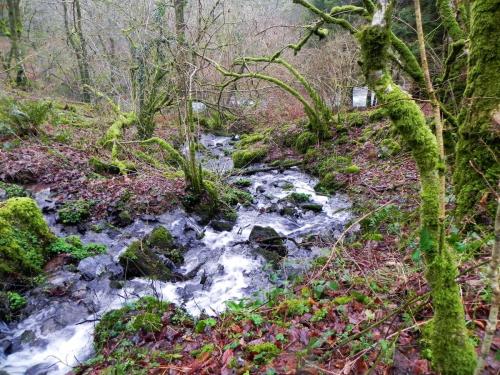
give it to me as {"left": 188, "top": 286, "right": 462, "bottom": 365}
{"left": 210, "top": 220, "right": 235, "bottom": 232}
{"left": 78, "top": 254, "right": 123, "bottom": 281}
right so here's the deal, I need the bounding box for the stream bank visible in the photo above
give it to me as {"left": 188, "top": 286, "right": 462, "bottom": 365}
{"left": 0, "top": 134, "right": 351, "bottom": 375}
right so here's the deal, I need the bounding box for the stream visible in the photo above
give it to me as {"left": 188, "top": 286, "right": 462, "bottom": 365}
{"left": 0, "top": 134, "right": 352, "bottom": 375}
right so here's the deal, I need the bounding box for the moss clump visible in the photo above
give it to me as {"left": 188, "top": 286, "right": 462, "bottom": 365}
{"left": 233, "top": 178, "right": 252, "bottom": 188}
{"left": 0, "top": 198, "right": 55, "bottom": 289}
{"left": 247, "top": 342, "right": 280, "bottom": 364}
{"left": 232, "top": 147, "right": 267, "bottom": 168}
{"left": 94, "top": 296, "right": 170, "bottom": 351}
{"left": 294, "top": 131, "right": 318, "bottom": 153}
{"left": 379, "top": 138, "right": 401, "bottom": 158}
{"left": 343, "top": 111, "right": 366, "bottom": 127}
{"left": 48, "top": 236, "right": 106, "bottom": 260}
{"left": 344, "top": 164, "right": 361, "bottom": 174}
{"left": 57, "top": 199, "right": 93, "bottom": 225}
{"left": 279, "top": 298, "right": 311, "bottom": 316}
{"left": 0, "top": 181, "right": 29, "bottom": 199}
{"left": 89, "top": 157, "right": 121, "bottom": 175}
{"left": 315, "top": 172, "right": 345, "bottom": 194}
{"left": 236, "top": 133, "right": 266, "bottom": 148}
{"left": 119, "top": 226, "right": 183, "bottom": 280}
{"left": 287, "top": 192, "right": 311, "bottom": 203}
{"left": 368, "top": 108, "right": 388, "bottom": 122}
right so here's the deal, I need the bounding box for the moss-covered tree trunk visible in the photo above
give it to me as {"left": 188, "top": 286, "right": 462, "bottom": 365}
{"left": 6, "top": 0, "right": 27, "bottom": 87}
{"left": 453, "top": 0, "right": 500, "bottom": 222}
{"left": 358, "top": 1, "right": 476, "bottom": 373}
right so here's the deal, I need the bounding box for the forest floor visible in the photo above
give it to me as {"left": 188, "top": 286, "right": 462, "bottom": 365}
{"left": 0, "top": 93, "right": 498, "bottom": 374}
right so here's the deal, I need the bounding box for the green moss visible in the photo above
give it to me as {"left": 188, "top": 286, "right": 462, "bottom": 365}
{"left": 453, "top": 0, "right": 500, "bottom": 221}
{"left": 287, "top": 192, "right": 311, "bottom": 203}
{"left": 223, "top": 187, "right": 253, "bottom": 206}
{"left": 359, "top": 20, "right": 476, "bottom": 374}
{"left": 119, "top": 227, "right": 182, "bottom": 280}
{"left": 379, "top": 138, "right": 401, "bottom": 158}
{"left": 315, "top": 172, "right": 345, "bottom": 194}
{"left": 368, "top": 108, "right": 388, "bottom": 122}
{"left": 94, "top": 296, "right": 170, "bottom": 352}
{"left": 232, "top": 147, "right": 268, "bottom": 168}
{"left": 247, "top": 342, "right": 280, "bottom": 364}
{"left": 343, "top": 164, "right": 361, "bottom": 174}
{"left": 0, "top": 181, "right": 29, "bottom": 198}
{"left": 233, "top": 178, "right": 252, "bottom": 188}
{"left": 57, "top": 199, "right": 93, "bottom": 225}
{"left": 48, "top": 236, "right": 106, "bottom": 260}
{"left": 279, "top": 298, "right": 311, "bottom": 316}
{"left": 294, "top": 131, "right": 318, "bottom": 153}
{"left": 236, "top": 133, "right": 266, "bottom": 148}
{"left": 89, "top": 157, "right": 120, "bottom": 175}
{"left": 0, "top": 198, "right": 55, "bottom": 289}
{"left": 343, "top": 111, "right": 366, "bottom": 127}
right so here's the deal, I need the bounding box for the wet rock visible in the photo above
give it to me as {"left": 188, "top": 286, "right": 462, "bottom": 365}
{"left": 249, "top": 226, "right": 287, "bottom": 259}
{"left": 140, "top": 214, "right": 159, "bottom": 223}
{"left": 78, "top": 254, "right": 123, "bottom": 281}
{"left": 40, "top": 304, "right": 89, "bottom": 335}
{"left": 210, "top": 220, "right": 235, "bottom": 232}
{"left": 0, "top": 189, "right": 6, "bottom": 201}
{"left": 279, "top": 205, "right": 298, "bottom": 217}
{"left": 26, "top": 363, "right": 51, "bottom": 375}
{"left": 256, "top": 185, "right": 266, "bottom": 194}
{"left": 43, "top": 254, "right": 74, "bottom": 273}
{"left": 300, "top": 203, "right": 323, "bottom": 213}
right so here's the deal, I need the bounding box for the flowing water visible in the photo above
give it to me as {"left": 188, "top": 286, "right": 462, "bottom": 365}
{"left": 0, "top": 134, "right": 351, "bottom": 375}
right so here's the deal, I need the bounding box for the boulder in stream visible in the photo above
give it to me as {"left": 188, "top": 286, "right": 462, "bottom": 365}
{"left": 249, "top": 226, "right": 287, "bottom": 263}
{"left": 119, "top": 226, "right": 184, "bottom": 281}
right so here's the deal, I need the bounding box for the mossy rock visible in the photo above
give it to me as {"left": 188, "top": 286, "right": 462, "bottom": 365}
{"left": 0, "top": 198, "right": 55, "bottom": 290}
{"left": 94, "top": 296, "right": 171, "bottom": 351}
{"left": 89, "top": 157, "right": 120, "bottom": 175}
{"left": 119, "top": 227, "right": 182, "bottom": 280}
{"left": 236, "top": 133, "right": 266, "bottom": 148}
{"left": 249, "top": 226, "right": 287, "bottom": 264}
{"left": 232, "top": 147, "right": 268, "bottom": 168}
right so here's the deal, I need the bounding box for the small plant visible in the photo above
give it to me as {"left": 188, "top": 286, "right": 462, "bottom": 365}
{"left": 279, "top": 298, "right": 311, "bottom": 316}
{"left": 7, "top": 292, "right": 26, "bottom": 311}
{"left": 49, "top": 236, "right": 106, "bottom": 260}
{"left": 195, "top": 318, "right": 217, "bottom": 333}
{"left": 57, "top": 199, "right": 93, "bottom": 225}
{"left": 129, "top": 312, "right": 162, "bottom": 333}
{"left": 0, "top": 182, "right": 29, "bottom": 198}
{"left": 0, "top": 97, "right": 52, "bottom": 136}
{"left": 247, "top": 342, "right": 280, "bottom": 365}
{"left": 234, "top": 178, "right": 252, "bottom": 188}
{"left": 191, "top": 343, "right": 215, "bottom": 358}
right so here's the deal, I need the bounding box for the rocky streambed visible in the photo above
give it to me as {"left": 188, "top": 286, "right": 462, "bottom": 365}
{"left": 0, "top": 134, "right": 352, "bottom": 375}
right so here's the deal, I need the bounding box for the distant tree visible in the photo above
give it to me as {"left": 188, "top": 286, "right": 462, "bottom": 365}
{"left": 3, "top": 0, "right": 27, "bottom": 87}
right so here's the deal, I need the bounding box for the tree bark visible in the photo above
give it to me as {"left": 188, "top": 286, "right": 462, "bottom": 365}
{"left": 453, "top": 0, "right": 500, "bottom": 222}
{"left": 6, "top": 0, "right": 27, "bottom": 87}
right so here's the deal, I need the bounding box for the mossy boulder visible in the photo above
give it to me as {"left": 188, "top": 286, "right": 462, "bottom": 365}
{"left": 119, "top": 226, "right": 183, "bottom": 281}
{"left": 232, "top": 147, "right": 268, "bottom": 168}
{"left": 249, "top": 226, "right": 287, "bottom": 263}
{"left": 0, "top": 198, "right": 55, "bottom": 289}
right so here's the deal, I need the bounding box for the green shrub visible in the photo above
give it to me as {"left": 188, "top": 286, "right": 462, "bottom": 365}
{"left": 57, "top": 199, "right": 93, "bottom": 225}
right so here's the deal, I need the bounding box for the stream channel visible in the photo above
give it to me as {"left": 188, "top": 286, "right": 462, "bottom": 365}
{"left": 0, "top": 134, "right": 352, "bottom": 374}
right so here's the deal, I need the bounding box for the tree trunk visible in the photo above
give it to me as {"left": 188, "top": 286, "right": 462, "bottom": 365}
{"left": 6, "top": 0, "right": 27, "bottom": 87}
{"left": 453, "top": 0, "right": 500, "bottom": 222}
{"left": 62, "top": 0, "right": 92, "bottom": 102}
{"left": 358, "top": 1, "right": 476, "bottom": 373}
